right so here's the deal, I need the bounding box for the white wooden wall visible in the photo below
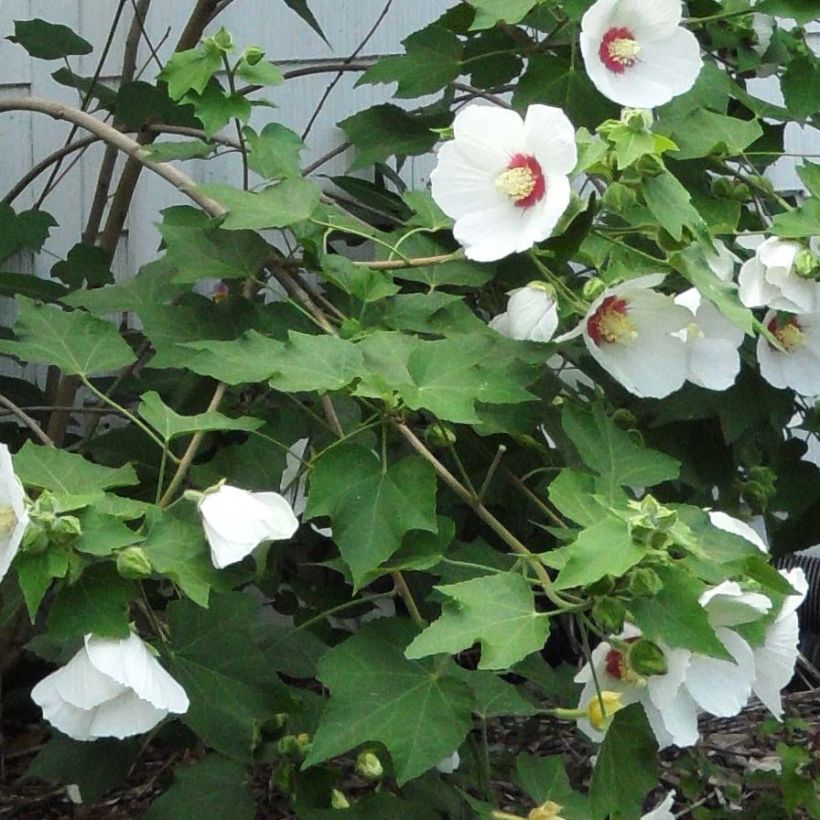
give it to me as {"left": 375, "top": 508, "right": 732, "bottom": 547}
{"left": 0, "top": 2, "right": 816, "bottom": 361}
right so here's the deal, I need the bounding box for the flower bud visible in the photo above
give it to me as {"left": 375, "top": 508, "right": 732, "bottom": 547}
{"left": 582, "top": 277, "right": 607, "bottom": 302}
{"left": 610, "top": 408, "right": 637, "bottom": 429}
{"left": 116, "top": 547, "right": 153, "bottom": 580}
{"left": 620, "top": 107, "right": 654, "bottom": 130}
{"left": 50, "top": 515, "right": 82, "bottom": 547}
{"left": 356, "top": 751, "right": 383, "bottom": 781}
{"left": 628, "top": 638, "right": 668, "bottom": 677}
{"left": 528, "top": 801, "right": 566, "bottom": 820}
{"left": 331, "top": 789, "right": 350, "bottom": 809}
{"left": 242, "top": 46, "right": 265, "bottom": 66}
{"left": 730, "top": 182, "right": 753, "bottom": 202}
{"left": 592, "top": 598, "right": 626, "bottom": 634}
{"left": 277, "top": 732, "right": 311, "bottom": 758}
{"left": 425, "top": 423, "right": 457, "bottom": 449}
{"left": 794, "top": 248, "right": 819, "bottom": 280}
{"left": 339, "top": 318, "right": 363, "bottom": 339}
{"left": 711, "top": 177, "right": 734, "bottom": 198}
{"left": 586, "top": 691, "right": 624, "bottom": 731}
{"left": 628, "top": 568, "right": 663, "bottom": 598}
{"left": 207, "top": 27, "right": 234, "bottom": 52}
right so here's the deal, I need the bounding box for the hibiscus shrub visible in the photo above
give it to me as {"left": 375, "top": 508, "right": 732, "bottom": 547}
{"left": 1, "top": 1, "right": 819, "bottom": 817}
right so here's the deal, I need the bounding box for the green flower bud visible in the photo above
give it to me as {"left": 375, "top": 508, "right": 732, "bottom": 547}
{"left": 628, "top": 567, "right": 663, "bottom": 598}
{"left": 620, "top": 107, "right": 654, "bottom": 130}
{"left": 611, "top": 408, "right": 637, "bottom": 429}
{"left": 582, "top": 278, "right": 607, "bottom": 302}
{"left": 116, "top": 547, "right": 153, "bottom": 580}
{"left": 339, "top": 318, "right": 363, "bottom": 339}
{"left": 277, "top": 732, "right": 311, "bottom": 758}
{"left": 356, "top": 750, "right": 384, "bottom": 781}
{"left": 794, "top": 248, "right": 819, "bottom": 280}
{"left": 331, "top": 789, "right": 350, "bottom": 810}
{"left": 50, "top": 514, "right": 82, "bottom": 547}
{"left": 242, "top": 46, "right": 265, "bottom": 66}
{"left": 627, "top": 638, "right": 668, "bottom": 677}
{"left": 730, "top": 182, "right": 753, "bottom": 203}
{"left": 711, "top": 177, "right": 734, "bottom": 198}
{"left": 208, "top": 27, "right": 234, "bottom": 52}
{"left": 424, "top": 423, "right": 457, "bottom": 449}
{"left": 592, "top": 597, "right": 626, "bottom": 634}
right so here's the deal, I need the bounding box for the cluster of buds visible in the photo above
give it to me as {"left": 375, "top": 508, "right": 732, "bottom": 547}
{"left": 628, "top": 495, "right": 678, "bottom": 551}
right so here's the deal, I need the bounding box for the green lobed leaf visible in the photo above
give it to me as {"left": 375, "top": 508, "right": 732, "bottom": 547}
{"left": 184, "top": 331, "right": 283, "bottom": 384}
{"left": 755, "top": 0, "right": 820, "bottom": 23}
{"left": 306, "top": 445, "right": 437, "bottom": 586}
{"left": 782, "top": 56, "right": 820, "bottom": 122}
{"left": 357, "top": 26, "right": 463, "bottom": 98}
{"left": 8, "top": 18, "right": 92, "bottom": 59}
{"left": 15, "top": 547, "right": 70, "bottom": 621}
{"left": 47, "top": 564, "right": 135, "bottom": 640}
{"left": 320, "top": 257, "right": 400, "bottom": 303}
{"left": 456, "top": 669, "right": 537, "bottom": 719}
{"left": 0, "top": 272, "right": 68, "bottom": 303}
{"left": 166, "top": 593, "right": 296, "bottom": 761}
{"left": 630, "top": 566, "right": 731, "bottom": 659}
{"left": 339, "top": 104, "right": 446, "bottom": 171}
{"left": 589, "top": 704, "right": 659, "bottom": 820}
{"left": 406, "top": 573, "right": 550, "bottom": 670}
{"left": 0, "top": 204, "right": 57, "bottom": 264}
{"left": 244, "top": 123, "right": 304, "bottom": 180}
{"left": 160, "top": 206, "right": 272, "bottom": 283}
{"left": 658, "top": 110, "right": 762, "bottom": 161}
{"left": 268, "top": 332, "right": 365, "bottom": 393}
{"left": 159, "top": 43, "right": 223, "bottom": 100}
{"left": 13, "top": 442, "right": 139, "bottom": 494}
{"left": 547, "top": 469, "right": 608, "bottom": 527}
{"left": 185, "top": 84, "right": 252, "bottom": 137}
{"left": 145, "top": 755, "right": 255, "bottom": 820}
{"left": 281, "top": 0, "right": 329, "bottom": 43}
{"left": 138, "top": 391, "right": 263, "bottom": 441}
{"left": 0, "top": 297, "right": 136, "bottom": 376}
{"left": 770, "top": 198, "right": 820, "bottom": 238}
{"left": 145, "top": 139, "right": 215, "bottom": 162}
{"left": 200, "top": 180, "right": 321, "bottom": 230}
{"left": 552, "top": 516, "right": 645, "bottom": 591}
{"left": 75, "top": 508, "right": 144, "bottom": 556}
{"left": 642, "top": 171, "right": 706, "bottom": 241}
{"left": 235, "top": 59, "right": 285, "bottom": 87}
{"left": 798, "top": 161, "right": 820, "bottom": 200}
{"left": 50, "top": 243, "right": 113, "bottom": 290}
{"left": 561, "top": 404, "right": 680, "bottom": 500}
{"left": 142, "top": 508, "right": 219, "bottom": 608}
{"left": 467, "top": 0, "right": 539, "bottom": 28}
{"left": 304, "top": 619, "right": 474, "bottom": 785}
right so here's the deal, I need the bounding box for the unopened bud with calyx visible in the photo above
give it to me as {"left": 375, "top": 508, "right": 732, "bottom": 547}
{"left": 528, "top": 801, "right": 567, "bottom": 820}
{"left": 425, "top": 423, "right": 457, "bottom": 449}
{"left": 355, "top": 750, "right": 383, "bottom": 781}
{"left": 241, "top": 45, "right": 265, "bottom": 65}
{"left": 582, "top": 277, "right": 607, "bottom": 302}
{"left": 277, "top": 732, "right": 311, "bottom": 759}
{"left": 794, "top": 248, "right": 820, "bottom": 280}
{"left": 116, "top": 547, "right": 153, "bottom": 580}
{"left": 552, "top": 690, "right": 624, "bottom": 733}
{"left": 628, "top": 567, "right": 663, "bottom": 598}
{"left": 620, "top": 107, "right": 654, "bottom": 130}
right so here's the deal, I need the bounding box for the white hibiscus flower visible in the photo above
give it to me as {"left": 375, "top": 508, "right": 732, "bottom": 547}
{"left": 489, "top": 282, "right": 559, "bottom": 342}
{"left": 430, "top": 104, "right": 577, "bottom": 262}
{"left": 738, "top": 237, "right": 820, "bottom": 313}
{"left": 708, "top": 510, "right": 769, "bottom": 554}
{"left": 0, "top": 443, "right": 29, "bottom": 583}
{"left": 31, "top": 632, "right": 189, "bottom": 741}
{"left": 580, "top": 0, "right": 703, "bottom": 108}
{"left": 757, "top": 310, "right": 820, "bottom": 396}
{"left": 558, "top": 275, "right": 691, "bottom": 398}
{"left": 751, "top": 567, "right": 808, "bottom": 719}
{"left": 435, "top": 751, "right": 461, "bottom": 774}
{"left": 198, "top": 484, "right": 299, "bottom": 569}
{"left": 674, "top": 288, "right": 744, "bottom": 390}
{"left": 706, "top": 239, "right": 740, "bottom": 282}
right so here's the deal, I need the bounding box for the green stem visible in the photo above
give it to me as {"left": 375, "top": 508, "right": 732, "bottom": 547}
{"left": 293, "top": 592, "right": 396, "bottom": 633}
{"left": 80, "top": 376, "right": 175, "bottom": 459}
{"left": 529, "top": 252, "right": 588, "bottom": 313}
{"left": 685, "top": 8, "right": 752, "bottom": 25}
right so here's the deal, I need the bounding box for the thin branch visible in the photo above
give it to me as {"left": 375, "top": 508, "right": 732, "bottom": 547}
{"left": 0, "top": 394, "right": 54, "bottom": 447}
{"left": 354, "top": 252, "right": 462, "bottom": 270}
{"left": 301, "top": 0, "right": 394, "bottom": 140}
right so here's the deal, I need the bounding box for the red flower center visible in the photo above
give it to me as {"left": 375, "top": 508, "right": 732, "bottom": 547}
{"left": 495, "top": 153, "right": 546, "bottom": 209}
{"left": 768, "top": 315, "right": 805, "bottom": 351}
{"left": 599, "top": 27, "right": 641, "bottom": 74}
{"left": 587, "top": 296, "right": 635, "bottom": 346}
{"left": 605, "top": 648, "right": 627, "bottom": 679}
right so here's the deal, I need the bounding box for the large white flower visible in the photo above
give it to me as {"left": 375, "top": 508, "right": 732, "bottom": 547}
{"left": 580, "top": 0, "right": 703, "bottom": 108}
{"left": 708, "top": 510, "right": 768, "bottom": 554}
{"left": 738, "top": 238, "right": 820, "bottom": 313}
{"left": 674, "top": 288, "right": 744, "bottom": 390}
{"left": 489, "top": 282, "right": 559, "bottom": 342}
{"left": 757, "top": 310, "right": 820, "bottom": 396}
{"left": 559, "top": 275, "right": 691, "bottom": 398}
{"left": 199, "top": 484, "right": 299, "bottom": 569}
{"left": 430, "top": 104, "right": 577, "bottom": 262}
{"left": 751, "top": 567, "right": 808, "bottom": 719}
{"left": 0, "top": 443, "right": 29, "bottom": 583}
{"left": 31, "top": 632, "right": 188, "bottom": 741}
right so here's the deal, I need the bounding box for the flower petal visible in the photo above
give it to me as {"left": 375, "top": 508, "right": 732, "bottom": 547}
{"left": 88, "top": 690, "right": 168, "bottom": 739}
{"left": 523, "top": 105, "right": 578, "bottom": 176}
